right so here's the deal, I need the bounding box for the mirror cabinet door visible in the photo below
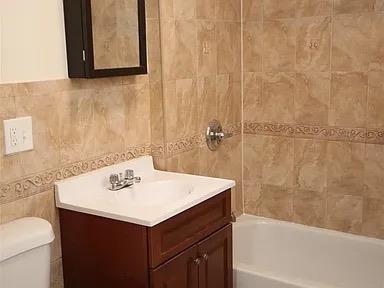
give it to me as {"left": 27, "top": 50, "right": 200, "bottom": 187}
{"left": 63, "top": 0, "right": 147, "bottom": 78}
{"left": 91, "top": 0, "right": 140, "bottom": 70}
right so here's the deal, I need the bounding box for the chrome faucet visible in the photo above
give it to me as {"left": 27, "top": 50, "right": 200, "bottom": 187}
{"left": 108, "top": 169, "right": 141, "bottom": 191}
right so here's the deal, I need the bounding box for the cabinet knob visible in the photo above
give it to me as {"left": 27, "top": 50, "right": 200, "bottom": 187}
{"left": 193, "top": 258, "right": 201, "bottom": 265}
{"left": 202, "top": 254, "right": 209, "bottom": 261}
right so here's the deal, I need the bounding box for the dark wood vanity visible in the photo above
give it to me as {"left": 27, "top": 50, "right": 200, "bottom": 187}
{"left": 59, "top": 190, "right": 233, "bottom": 288}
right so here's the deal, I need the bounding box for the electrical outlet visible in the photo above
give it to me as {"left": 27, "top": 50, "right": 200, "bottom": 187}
{"left": 10, "top": 127, "right": 19, "bottom": 147}
{"left": 3, "top": 117, "right": 34, "bottom": 155}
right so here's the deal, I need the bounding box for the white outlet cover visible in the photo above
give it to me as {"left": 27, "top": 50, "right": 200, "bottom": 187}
{"left": 3, "top": 116, "right": 34, "bottom": 155}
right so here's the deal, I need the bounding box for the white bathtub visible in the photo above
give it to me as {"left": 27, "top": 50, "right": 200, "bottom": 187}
{"left": 234, "top": 215, "right": 384, "bottom": 288}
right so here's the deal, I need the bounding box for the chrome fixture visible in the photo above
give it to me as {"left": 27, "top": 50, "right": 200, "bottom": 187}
{"left": 206, "top": 120, "right": 233, "bottom": 151}
{"left": 109, "top": 169, "right": 141, "bottom": 191}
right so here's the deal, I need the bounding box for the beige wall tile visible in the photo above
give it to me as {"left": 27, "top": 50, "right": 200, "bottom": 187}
{"left": 258, "top": 185, "right": 293, "bottom": 221}
{"left": 294, "top": 139, "right": 327, "bottom": 193}
{"left": 159, "top": 0, "right": 174, "bottom": 18}
{"left": 213, "top": 136, "right": 243, "bottom": 213}
{"left": 326, "top": 195, "right": 363, "bottom": 234}
{"left": 243, "top": 72, "right": 263, "bottom": 122}
{"left": 196, "top": 0, "right": 215, "bottom": 19}
{"left": 166, "top": 148, "right": 200, "bottom": 174}
{"left": 197, "top": 21, "right": 217, "bottom": 76}
{"left": 365, "top": 144, "right": 384, "bottom": 200}
{"left": 58, "top": 87, "right": 126, "bottom": 165}
{"left": 296, "top": 16, "right": 331, "bottom": 72}
{"left": 295, "top": 72, "right": 330, "bottom": 125}
{"left": 244, "top": 183, "right": 262, "bottom": 215}
{"left": 150, "top": 81, "right": 165, "bottom": 146}
{"left": 334, "top": 0, "right": 375, "bottom": 14}
{"left": 327, "top": 142, "right": 365, "bottom": 197}
{"left": 0, "top": 84, "right": 15, "bottom": 98}
{"left": 243, "top": 21, "right": 263, "bottom": 72}
{"left": 332, "top": 14, "right": 372, "bottom": 72}
{"left": 123, "top": 83, "right": 152, "bottom": 147}
{"left": 362, "top": 198, "right": 384, "bottom": 239}
{"left": 215, "top": 0, "right": 241, "bottom": 21}
{"left": 244, "top": 135, "right": 263, "bottom": 185}
{"left": 160, "top": 19, "right": 197, "bottom": 80}
{"left": 146, "top": 0, "right": 160, "bottom": 19}
{"left": 216, "top": 74, "right": 241, "bottom": 125}
{"left": 296, "top": 0, "right": 332, "bottom": 17}
{"left": 216, "top": 22, "right": 241, "bottom": 74}
{"left": 243, "top": 135, "right": 262, "bottom": 215}
{"left": 173, "top": 0, "right": 196, "bottom": 19}
{"left": 376, "top": 0, "right": 384, "bottom": 10}
{"left": 368, "top": 71, "right": 384, "bottom": 128}
{"left": 197, "top": 76, "right": 217, "bottom": 133}
{"left": 164, "top": 79, "right": 198, "bottom": 141}
{"left": 263, "top": 20, "right": 296, "bottom": 72}
{"left": 0, "top": 97, "right": 16, "bottom": 180}
{"left": 0, "top": 97, "right": 16, "bottom": 121}
{"left": 293, "top": 190, "right": 326, "bottom": 227}
{"left": 261, "top": 72, "right": 295, "bottom": 123}
{"left": 50, "top": 259, "right": 64, "bottom": 288}
{"left": 263, "top": 0, "right": 296, "bottom": 19}
{"left": 329, "top": 72, "right": 367, "bottom": 127}
{"left": 1, "top": 199, "right": 25, "bottom": 223}
{"left": 261, "top": 136, "right": 294, "bottom": 187}
{"left": 370, "top": 14, "right": 384, "bottom": 71}
{"left": 243, "top": 0, "right": 263, "bottom": 21}
{"left": 198, "top": 146, "right": 219, "bottom": 177}
{"left": 146, "top": 19, "right": 162, "bottom": 81}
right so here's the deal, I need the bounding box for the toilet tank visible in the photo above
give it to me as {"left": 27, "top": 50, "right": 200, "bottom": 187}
{"left": 0, "top": 217, "right": 55, "bottom": 288}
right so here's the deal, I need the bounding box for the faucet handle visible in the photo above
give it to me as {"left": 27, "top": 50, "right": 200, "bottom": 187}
{"left": 109, "top": 174, "right": 120, "bottom": 188}
{"left": 125, "top": 169, "right": 134, "bottom": 180}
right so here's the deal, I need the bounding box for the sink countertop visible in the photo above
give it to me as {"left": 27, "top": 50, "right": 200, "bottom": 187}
{"left": 55, "top": 156, "right": 235, "bottom": 227}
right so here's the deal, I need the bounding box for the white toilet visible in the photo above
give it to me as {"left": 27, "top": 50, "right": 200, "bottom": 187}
{"left": 0, "top": 217, "right": 55, "bottom": 288}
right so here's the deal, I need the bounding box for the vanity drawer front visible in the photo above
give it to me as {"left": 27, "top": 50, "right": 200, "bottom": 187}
{"left": 148, "top": 190, "right": 231, "bottom": 268}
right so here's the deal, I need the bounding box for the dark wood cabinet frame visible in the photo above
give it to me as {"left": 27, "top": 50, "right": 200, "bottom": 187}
{"left": 59, "top": 190, "right": 233, "bottom": 288}
{"left": 63, "top": 0, "right": 147, "bottom": 78}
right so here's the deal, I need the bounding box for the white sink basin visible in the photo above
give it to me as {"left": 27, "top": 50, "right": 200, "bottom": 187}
{"left": 55, "top": 156, "right": 235, "bottom": 227}
{"left": 122, "top": 180, "right": 193, "bottom": 207}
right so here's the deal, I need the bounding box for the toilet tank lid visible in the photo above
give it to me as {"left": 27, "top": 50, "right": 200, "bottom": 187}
{"left": 0, "top": 217, "right": 55, "bottom": 262}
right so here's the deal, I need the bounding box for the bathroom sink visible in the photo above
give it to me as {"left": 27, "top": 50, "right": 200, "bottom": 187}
{"left": 121, "top": 180, "right": 193, "bottom": 207}
{"left": 55, "top": 156, "right": 235, "bottom": 227}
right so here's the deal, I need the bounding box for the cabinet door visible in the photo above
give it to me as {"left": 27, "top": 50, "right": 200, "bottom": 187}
{"left": 150, "top": 245, "right": 199, "bottom": 288}
{"left": 198, "top": 224, "right": 233, "bottom": 288}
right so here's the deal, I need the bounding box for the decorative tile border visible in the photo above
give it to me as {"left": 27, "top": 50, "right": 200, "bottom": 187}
{"left": 165, "top": 134, "right": 204, "bottom": 158}
{"left": 366, "top": 129, "right": 384, "bottom": 144}
{"left": 225, "top": 122, "right": 242, "bottom": 136}
{"left": 295, "top": 125, "right": 366, "bottom": 143}
{"left": 244, "top": 121, "right": 379, "bottom": 144}
{"left": 244, "top": 122, "right": 295, "bottom": 137}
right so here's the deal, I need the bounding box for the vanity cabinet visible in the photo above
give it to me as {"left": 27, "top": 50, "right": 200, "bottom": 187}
{"left": 151, "top": 225, "right": 232, "bottom": 288}
{"left": 59, "top": 190, "right": 233, "bottom": 288}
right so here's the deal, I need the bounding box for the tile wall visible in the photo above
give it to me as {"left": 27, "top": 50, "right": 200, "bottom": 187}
{"left": 158, "top": 0, "right": 243, "bottom": 214}
{"left": 243, "top": 0, "right": 384, "bottom": 239}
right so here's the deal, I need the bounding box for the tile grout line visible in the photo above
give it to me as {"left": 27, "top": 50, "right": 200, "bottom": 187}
{"left": 240, "top": 0, "right": 245, "bottom": 215}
